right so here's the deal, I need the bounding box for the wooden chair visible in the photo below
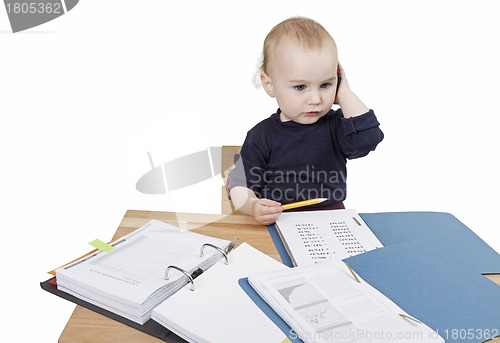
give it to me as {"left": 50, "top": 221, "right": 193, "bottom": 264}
{"left": 221, "top": 145, "right": 241, "bottom": 214}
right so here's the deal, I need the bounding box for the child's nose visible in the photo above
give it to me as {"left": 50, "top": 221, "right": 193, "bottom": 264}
{"left": 308, "top": 90, "right": 321, "bottom": 105}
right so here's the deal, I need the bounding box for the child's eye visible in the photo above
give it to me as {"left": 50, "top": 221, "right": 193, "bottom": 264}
{"left": 294, "top": 85, "right": 306, "bottom": 91}
{"left": 320, "top": 83, "right": 332, "bottom": 89}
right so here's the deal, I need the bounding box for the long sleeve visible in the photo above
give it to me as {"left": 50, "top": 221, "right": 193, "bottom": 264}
{"left": 336, "top": 109, "right": 384, "bottom": 159}
{"left": 228, "top": 127, "right": 269, "bottom": 198}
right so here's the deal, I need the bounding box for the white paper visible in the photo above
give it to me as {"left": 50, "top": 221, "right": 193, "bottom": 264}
{"left": 152, "top": 242, "right": 288, "bottom": 343}
{"left": 276, "top": 209, "right": 383, "bottom": 266}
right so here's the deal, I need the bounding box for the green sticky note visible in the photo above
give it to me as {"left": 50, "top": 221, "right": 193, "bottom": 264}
{"left": 89, "top": 239, "right": 115, "bottom": 252}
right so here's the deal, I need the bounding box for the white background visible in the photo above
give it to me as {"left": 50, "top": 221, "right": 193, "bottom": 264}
{"left": 1, "top": 1, "right": 499, "bottom": 341}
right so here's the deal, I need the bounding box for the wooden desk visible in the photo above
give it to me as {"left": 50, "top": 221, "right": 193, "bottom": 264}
{"left": 57, "top": 209, "right": 500, "bottom": 343}
{"left": 58, "top": 209, "right": 275, "bottom": 343}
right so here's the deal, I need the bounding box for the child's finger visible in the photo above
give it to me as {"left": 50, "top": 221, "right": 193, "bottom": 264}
{"left": 260, "top": 198, "right": 282, "bottom": 207}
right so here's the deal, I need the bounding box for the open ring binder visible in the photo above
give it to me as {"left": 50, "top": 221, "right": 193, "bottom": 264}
{"left": 165, "top": 265, "right": 195, "bottom": 291}
{"left": 200, "top": 243, "right": 229, "bottom": 265}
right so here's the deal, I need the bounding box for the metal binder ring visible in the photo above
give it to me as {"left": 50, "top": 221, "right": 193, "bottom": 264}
{"left": 164, "top": 265, "right": 195, "bottom": 291}
{"left": 200, "top": 243, "right": 228, "bottom": 265}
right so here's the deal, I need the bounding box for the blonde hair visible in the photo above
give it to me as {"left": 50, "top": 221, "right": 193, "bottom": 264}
{"left": 253, "top": 16, "right": 336, "bottom": 87}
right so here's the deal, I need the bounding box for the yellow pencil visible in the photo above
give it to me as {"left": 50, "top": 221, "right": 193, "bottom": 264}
{"left": 281, "top": 198, "right": 328, "bottom": 210}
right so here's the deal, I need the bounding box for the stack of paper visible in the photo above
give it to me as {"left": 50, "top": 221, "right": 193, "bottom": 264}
{"left": 55, "top": 219, "right": 231, "bottom": 324}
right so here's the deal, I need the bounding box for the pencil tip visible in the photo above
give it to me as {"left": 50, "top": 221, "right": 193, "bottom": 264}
{"left": 318, "top": 198, "right": 328, "bottom": 202}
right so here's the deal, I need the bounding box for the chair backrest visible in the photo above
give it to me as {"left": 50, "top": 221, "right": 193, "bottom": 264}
{"left": 221, "top": 145, "right": 242, "bottom": 214}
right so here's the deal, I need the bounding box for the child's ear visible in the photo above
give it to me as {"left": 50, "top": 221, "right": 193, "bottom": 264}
{"left": 260, "top": 72, "right": 275, "bottom": 98}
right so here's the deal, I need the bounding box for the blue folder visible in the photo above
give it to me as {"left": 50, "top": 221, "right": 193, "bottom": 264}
{"left": 358, "top": 211, "right": 500, "bottom": 274}
{"left": 267, "top": 211, "right": 500, "bottom": 342}
{"left": 345, "top": 240, "right": 500, "bottom": 343}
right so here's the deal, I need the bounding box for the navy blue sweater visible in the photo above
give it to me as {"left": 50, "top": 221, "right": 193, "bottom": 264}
{"left": 228, "top": 108, "right": 384, "bottom": 209}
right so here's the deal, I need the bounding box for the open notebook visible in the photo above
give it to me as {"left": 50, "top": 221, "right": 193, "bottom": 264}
{"left": 247, "top": 259, "right": 445, "bottom": 343}
{"left": 151, "top": 242, "right": 290, "bottom": 343}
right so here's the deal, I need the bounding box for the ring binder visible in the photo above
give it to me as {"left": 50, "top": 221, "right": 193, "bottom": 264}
{"left": 200, "top": 243, "right": 229, "bottom": 265}
{"left": 50, "top": 219, "right": 234, "bottom": 325}
{"left": 165, "top": 265, "right": 195, "bottom": 291}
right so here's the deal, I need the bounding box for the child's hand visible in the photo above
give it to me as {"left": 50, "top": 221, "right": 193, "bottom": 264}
{"left": 334, "top": 62, "right": 369, "bottom": 117}
{"left": 334, "top": 63, "right": 350, "bottom": 104}
{"left": 251, "top": 199, "right": 283, "bottom": 225}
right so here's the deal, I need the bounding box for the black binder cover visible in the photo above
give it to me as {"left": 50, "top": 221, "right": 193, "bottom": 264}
{"left": 40, "top": 277, "right": 187, "bottom": 343}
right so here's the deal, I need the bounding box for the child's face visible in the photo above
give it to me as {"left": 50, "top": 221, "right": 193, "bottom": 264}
{"left": 262, "top": 41, "right": 339, "bottom": 125}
